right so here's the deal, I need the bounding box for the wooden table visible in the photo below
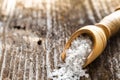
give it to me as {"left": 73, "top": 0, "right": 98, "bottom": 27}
{"left": 0, "top": 0, "right": 120, "bottom": 80}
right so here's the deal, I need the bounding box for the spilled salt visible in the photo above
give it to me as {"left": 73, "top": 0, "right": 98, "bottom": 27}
{"left": 49, "top": 35, "right": 92, "bottom": 80}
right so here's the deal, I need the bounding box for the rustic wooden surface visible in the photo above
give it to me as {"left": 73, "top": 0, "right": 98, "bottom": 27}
{"left": 0, "top": 0, "right": 120, "bottom": 80}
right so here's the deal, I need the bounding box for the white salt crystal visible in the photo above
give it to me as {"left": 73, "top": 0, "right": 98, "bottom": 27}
{"left": 49, "top": 35, "right": 92, "bottom": 80}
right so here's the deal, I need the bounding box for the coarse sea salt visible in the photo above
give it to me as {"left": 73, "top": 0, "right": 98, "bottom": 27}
{"left": 49, "top": 35, "right": 92, "bottom": 80}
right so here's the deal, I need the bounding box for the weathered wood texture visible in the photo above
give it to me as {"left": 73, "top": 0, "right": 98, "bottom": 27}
{"left": 0, "top": 0, "right": 120, "bottom": 80}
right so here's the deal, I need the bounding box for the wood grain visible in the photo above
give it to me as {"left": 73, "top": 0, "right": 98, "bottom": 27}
{"left": 0, "top": 0, "right": 120, "bottom": 80}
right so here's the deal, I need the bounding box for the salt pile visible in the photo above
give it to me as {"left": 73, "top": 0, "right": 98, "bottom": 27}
{"left": 49, "top": 35, "right": 92, "bottom": 80}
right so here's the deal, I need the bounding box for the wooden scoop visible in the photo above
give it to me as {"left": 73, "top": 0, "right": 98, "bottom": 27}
{"left": 61, "top": 8, "right": 120, "bottom": 68}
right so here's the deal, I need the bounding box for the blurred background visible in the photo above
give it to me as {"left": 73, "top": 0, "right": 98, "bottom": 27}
{"left": 0, "top": 0, "right": 120, "bottom": 80}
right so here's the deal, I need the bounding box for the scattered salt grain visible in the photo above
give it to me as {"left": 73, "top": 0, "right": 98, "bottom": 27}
{"left": 49, "top": 35, "right": 92, "bottom": 80}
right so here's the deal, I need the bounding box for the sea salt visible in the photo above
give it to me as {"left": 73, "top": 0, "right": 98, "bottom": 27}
{"left": 49, "top": 35, "right": 92, "bottom": 80}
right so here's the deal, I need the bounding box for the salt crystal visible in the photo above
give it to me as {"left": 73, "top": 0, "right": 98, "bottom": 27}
{"left": 49, "top": 35, "right": 92, "bottom": 80}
